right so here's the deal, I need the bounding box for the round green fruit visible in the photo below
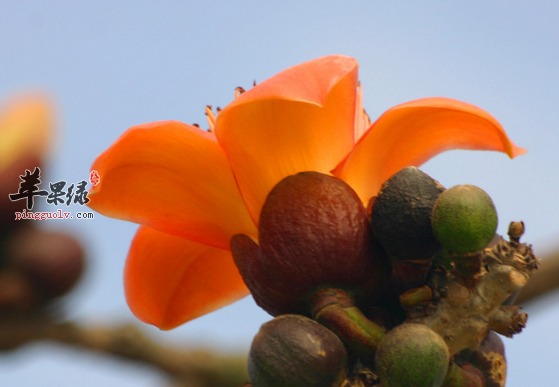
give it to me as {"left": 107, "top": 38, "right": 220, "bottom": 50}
{"left": 431, "top": 185, "right": 498, "bottom": 254}
{"left": 375, "top": 324, "right": 449, "bottom": 387}
{"left": 248, "top": 315, "right": 347, "bottom": 387}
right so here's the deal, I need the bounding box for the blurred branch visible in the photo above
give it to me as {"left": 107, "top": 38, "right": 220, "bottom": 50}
{"left": 516, "top": 249, "right": 559, "bottom": 305}
{"left": 0, "top": 315, "right": 248, "bottom": 387}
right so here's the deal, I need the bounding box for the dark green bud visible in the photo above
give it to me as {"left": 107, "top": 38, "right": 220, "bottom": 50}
{"left": 372, "top": 166, "right": 445, "bottom": 263}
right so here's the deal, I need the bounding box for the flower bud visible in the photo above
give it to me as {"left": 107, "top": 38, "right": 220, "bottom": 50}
{"left": 0, "top": 269, "right": 37, "bottom": 313}
{"left": 457, "top": 331, "right": 506, "bottom": 387}
{"left": 375, "top": 323, "right": 450, "bottom": 387}
{"left": 371, "top": 167, "right": 444, "bottom": 289}
{"left": 432, "top": 185, "right": 497, "bottom": 254}
{"left": 0, "top": 155, "right": 41, "bottom": 229}
{"left": 248, "top": 314, "right": 347, "bottom": 387}
{"left": 8, "top": 227, "right": 85, "bottom": 299}
{"left": 372, "top": 167, "right": 445, "bottom": 263}
{"left": 442, "top": 363, "right": 484, "bottom": 387}
{"left": 231, "top": 171, "right": 388, "bottom": 316}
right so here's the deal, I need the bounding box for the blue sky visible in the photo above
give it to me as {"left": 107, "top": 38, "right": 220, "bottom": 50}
{"left": 1, "top": 2, "right": 558, "bottom": 386}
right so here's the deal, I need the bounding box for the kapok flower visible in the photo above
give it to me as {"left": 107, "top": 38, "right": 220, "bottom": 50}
{"left": 0, "top": 93, "right": 54, "bottom": 173}
{"left": 88, "top": 55, "right": 525, "bottom": 330}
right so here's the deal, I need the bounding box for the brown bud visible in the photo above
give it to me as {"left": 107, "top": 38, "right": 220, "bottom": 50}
{"left": 248, "top": 315, "right": 347, "bottom": 387}
{"left": 508, "top": 221, "right": 524, "bottom": 243}
{"left": 0, "top": 268, "right": 38, "bottom": 313}
{"left": 232, "top": 172, "right": 389, "bottom": 316}
{"left": 442, "top": 362, "right": 484, "bottom": 387}
{"left": 0, "top": 155, "right": 42, "bottom": 228}
{"left": 7, "top": 227, "right": 85, "bottom": 299}
{"left": 457, "top": 331, "right": 506, "bottom": 387}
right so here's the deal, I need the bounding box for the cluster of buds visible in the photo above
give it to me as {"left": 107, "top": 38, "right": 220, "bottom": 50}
{"left": 232, "top": 168, "right": 537, "bottom": 387}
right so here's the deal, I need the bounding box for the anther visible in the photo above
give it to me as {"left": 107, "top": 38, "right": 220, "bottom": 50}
{"left": 205, "top": 105, "right": 218, "bottom": 132}
{"left": 235, "top": 87, "right": 246, "bottom": 98}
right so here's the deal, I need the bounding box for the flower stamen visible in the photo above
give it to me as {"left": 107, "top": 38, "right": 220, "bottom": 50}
{"left": 205, "top": 105, "right": 218, "bottom": 132}
{"left": 235, "top": 87, "right": 246, "bottom": 98}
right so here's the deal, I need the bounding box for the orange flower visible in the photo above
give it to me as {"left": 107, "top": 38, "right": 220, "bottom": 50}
{"left": 0, "top": 93, "right": 54, "bottom": 220}
{"left": 0, "top": 93, "right": 54, "bottom": 173}
{"left": 89, "top": 55, "right": 525, "bottom": 330}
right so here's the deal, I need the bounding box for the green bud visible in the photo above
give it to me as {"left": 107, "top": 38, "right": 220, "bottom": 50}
{"left": 432, "top": 185, "right": 498, "bottom": 254}
{"left": 375, "top": 323, "right": 450, "bottom": 387}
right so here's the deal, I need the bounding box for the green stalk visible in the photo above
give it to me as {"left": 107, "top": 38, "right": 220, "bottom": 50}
{"left": 311, "top": 288, "right": 385, "bottom": 355}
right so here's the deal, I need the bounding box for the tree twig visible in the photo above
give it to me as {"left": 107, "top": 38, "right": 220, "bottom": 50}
{"left": 0, "top": 315, "right": 248, "bottom": 387}
{"left": 516, "top": 250, "right": 559, "bottom": 304}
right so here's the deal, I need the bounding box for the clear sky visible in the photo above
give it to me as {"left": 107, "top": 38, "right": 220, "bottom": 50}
{"left": 1, "top": 1, "right": 558, "bottom": 386}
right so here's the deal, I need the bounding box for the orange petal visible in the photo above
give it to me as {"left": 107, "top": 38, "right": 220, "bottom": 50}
{"left": 216, "top": 55, "right": 359, "bottom": 223}
{"left": 89, "top": 121, "right": 256, "bottom": 250}
{"left": 334, "top": 97, "right": 527, "bottom": 203}
{"left": 354, "top": 83, "right": 371, "bottom": 141}
{"left": 125, "top": 226, "right": 250, "bottom": 330}
{"left": 0, "top": 93, "right": 54, "bottom": 172}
